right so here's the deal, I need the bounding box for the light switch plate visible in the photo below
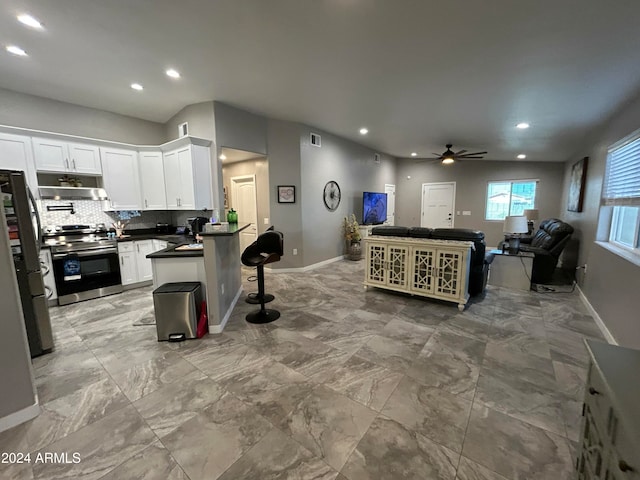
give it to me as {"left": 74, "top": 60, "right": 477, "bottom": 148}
{"left": 462, "top": 211, "right": 471, "bottom": 216}
{"left": 264, "top": 218, "right": 269, "bottom": 224}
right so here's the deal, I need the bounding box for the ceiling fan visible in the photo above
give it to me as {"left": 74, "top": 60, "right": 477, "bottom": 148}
{"left": 432, "top": 144, "right": 487, "bottom": 164}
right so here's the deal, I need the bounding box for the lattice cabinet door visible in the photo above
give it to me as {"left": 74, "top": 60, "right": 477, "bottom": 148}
{"left": 433, "top": 248, "right": 464, "bottom": 299}
{"left": 386, "top": 245, "right": 410, "bottom": 288}
{"left": 410, "top": 246, "right": 436, "bottom": 294}
{"left": 365, "top": 241, "right": 386, "bottom": 286}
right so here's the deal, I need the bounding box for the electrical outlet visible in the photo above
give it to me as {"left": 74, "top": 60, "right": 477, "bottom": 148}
{"left": 221, "top": 284, "right": 224, "bottom": 295}
{"left": 293, "top": 248, "right": 298, "bottom": 255}
{"left": 462, "top": 211, "right": 471, "bottom": 216}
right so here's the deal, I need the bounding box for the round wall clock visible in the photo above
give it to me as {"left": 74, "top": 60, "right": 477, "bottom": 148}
{"left": 323, "top": 180, "right": 341, "bottom": 211}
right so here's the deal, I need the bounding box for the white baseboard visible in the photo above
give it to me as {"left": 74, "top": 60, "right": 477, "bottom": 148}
{"left": 209, "top": 285, "right": 243, "bottom": 334}
{"left": 0, "top": 403, "right": 40, "bottom": 433}
{"left": 577, "top": 285, "right": 617, "bottom": 345}
{"left": 267, "top": 255, "right": 345, "bottom": 273}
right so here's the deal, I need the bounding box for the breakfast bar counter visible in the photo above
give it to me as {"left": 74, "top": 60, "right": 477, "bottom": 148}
{"left": 147, "top": 223, "right": 250, "bottom": 333}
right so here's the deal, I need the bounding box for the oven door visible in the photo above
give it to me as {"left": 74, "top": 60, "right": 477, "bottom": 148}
{"left": 52, "top": 247, "right": 121, "bottom": 298}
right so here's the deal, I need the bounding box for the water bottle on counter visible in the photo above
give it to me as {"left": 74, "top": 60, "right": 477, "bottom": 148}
{"left": 210, "top": 208, "right": 220, "bottom": 224}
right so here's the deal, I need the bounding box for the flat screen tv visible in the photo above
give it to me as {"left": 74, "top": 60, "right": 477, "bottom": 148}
{"left": 363, "top": 192, "right": 387, "bottom": 225}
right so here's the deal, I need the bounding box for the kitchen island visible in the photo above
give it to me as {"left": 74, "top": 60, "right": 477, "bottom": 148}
{"left": 147, "top": 223, "right": 250, "bottom": 333}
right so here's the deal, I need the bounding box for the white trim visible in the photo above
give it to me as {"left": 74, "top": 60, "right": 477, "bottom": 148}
{"left": 209, "top": 285, "right": 243, "bottom": 333}
{"left": 0, "top": 403, "right": 40, "bottom": 433}
{"left": 576, "top": 285, "right": 618, "bottom": 345}
{"left": 266, "top": 255, "right": 345, "bottom": 273}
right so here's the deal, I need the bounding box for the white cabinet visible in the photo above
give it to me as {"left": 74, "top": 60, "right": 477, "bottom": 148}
{"left": 100, "top": 147, "right": 142, "bottom": 210}
{"left": 0, "top": 132, "right": 39, "bottom": 193}
{"left": 32, "top": 137, "right": 102, "bottom": 175}
{"left": 39, "top": 249, "right": 58, "bottom": 304}
{"left": 364, "top": 236, "right": 471, "bottom": 310}
{"left": 163, "top": 144, "right": 213, "bottom": 210}
{"left": 119, "top": 239, "right": 167, "bottom": 286}
{"left": 138, "top": 151, "right": 167, "bottom": 210}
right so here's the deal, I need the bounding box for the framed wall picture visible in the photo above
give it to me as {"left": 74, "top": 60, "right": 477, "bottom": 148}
{"left": 567, "top": 157, "right": 588, "bottom": 212}
{"left": 278, "top": 185, "right": 295, "bottom": 203}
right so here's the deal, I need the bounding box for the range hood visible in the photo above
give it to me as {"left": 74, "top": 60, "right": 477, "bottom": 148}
{"left": 38, "top": 186, "right": 109, "bottom": 201}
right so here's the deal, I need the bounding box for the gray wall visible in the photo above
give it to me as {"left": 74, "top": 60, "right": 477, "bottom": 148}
{"left": 164, "top": 101, "right": 216, "bottom": 141}
{"left": 395, "top": 160, "right": 566, "bottom": 247}
{"left": 559, "top": 92, "right": 640, "bottom": 348}
{"left": 267, "top": 119, "right": 304, "bottom": 269}
{"left": 214, "top": 102, "right": 268, "bottom": 155}
{"left": 0, "top": 208, "right": 37, "bottom": 424}
{"left": 300, "top": 126, "right": 396, "bottom": 265}
{"left": 0, "top": 88, "right": 165, "bottom": 145}
{"left": 222, "top": 158, "right": 271, "bottom": 235}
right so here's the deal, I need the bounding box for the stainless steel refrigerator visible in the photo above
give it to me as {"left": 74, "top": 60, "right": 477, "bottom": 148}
{"left": 1, "top": 170, "right": 53, "bottom": 357}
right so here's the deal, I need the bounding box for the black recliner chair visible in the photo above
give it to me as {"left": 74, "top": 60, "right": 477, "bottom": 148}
{"left": 241, "top": 230, "right": 284, "bottom": 324}
{"left": 518, "top": 218, "right": 574, "bottom": 284}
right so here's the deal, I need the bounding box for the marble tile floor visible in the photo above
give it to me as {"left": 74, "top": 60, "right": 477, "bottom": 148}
{"left": 0, "top": 260, "right": 605, "bottom": 480}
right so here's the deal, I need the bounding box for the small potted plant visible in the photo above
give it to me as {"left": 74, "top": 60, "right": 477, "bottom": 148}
{"left": 342, "top": 214, "right": 362, "bottom": 260}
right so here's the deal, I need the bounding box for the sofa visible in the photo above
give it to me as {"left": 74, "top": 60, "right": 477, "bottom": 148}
{"left": 370, "top": 226, "right": 489, "bottom": 296}
{"left": 518, "top": 218, "right": 574, "bottom": 284}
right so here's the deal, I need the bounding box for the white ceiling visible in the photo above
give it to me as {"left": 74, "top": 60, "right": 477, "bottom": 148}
{"left": 2, "top": 1, "right": 640, "bottom": 162}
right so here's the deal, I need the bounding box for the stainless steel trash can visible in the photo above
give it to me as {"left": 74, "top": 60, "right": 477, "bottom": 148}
{"left": 153, "top": 282, "right": 202, "bottom": 341}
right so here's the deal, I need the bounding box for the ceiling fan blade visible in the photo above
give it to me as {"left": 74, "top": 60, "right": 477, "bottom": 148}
{"left": 455, "top": 150, "right": 467, "bottom": 155}
{"left": 431, "top": 152, "right": 443, "bottom": 157}
{"left": 459, "top": 156, "right": 484, "bottom": 159}
{"left": 459, "top": 151, "right": 487, "bottom": 157}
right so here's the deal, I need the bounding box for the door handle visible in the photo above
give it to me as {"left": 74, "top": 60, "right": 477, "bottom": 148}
{"left": 72, "top": 159, "right": 76, "bottom": 170}
{"left": 145, "top": 199, "right": 148, "bottom": 208}
{"left": 121, "top": 256, "right": 124, "bottom": 265}
{"left": 65, "top": 158, "right": 70, "bottom": 169}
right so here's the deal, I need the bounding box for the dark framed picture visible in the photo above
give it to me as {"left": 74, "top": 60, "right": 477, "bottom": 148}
{"left": 567, "top": 157, "right": 588, "bottom": 212}
{"left": 278, "top": 185, "right": 295, "bottom": 203}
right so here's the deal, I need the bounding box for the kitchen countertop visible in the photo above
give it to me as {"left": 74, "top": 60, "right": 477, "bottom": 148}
{"left": 199, "top": 223, "right": 250, "bottom": 236}
{"left": 147, "top": 244, "right": 204, "bottom": 258}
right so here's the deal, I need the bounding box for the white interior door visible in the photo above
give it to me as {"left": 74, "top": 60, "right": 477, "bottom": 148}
{"left": 421, "top": 182, "right": 455, "bottom": 228}
{"left": 384, "top": 184, "right": 395, "bottom": 226}
{"left": 231, "top": 175, "right": 258, "bottom": 253}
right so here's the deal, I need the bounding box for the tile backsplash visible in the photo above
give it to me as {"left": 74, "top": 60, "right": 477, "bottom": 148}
{"left": 39, "top": 199, "right": 213, "bottom": 231}
{"left": 39, "top": 199, "right": 171, "bottom": 229}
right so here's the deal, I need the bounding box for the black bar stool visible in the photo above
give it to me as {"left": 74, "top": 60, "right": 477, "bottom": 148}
{"left": 241, "top": 230, "right": 284, "bottom": 324}
{"left": 246, "top": 226, "right": 275, "bottom": 305}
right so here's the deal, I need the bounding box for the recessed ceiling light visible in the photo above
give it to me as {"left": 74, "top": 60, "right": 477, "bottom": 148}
{"left": 517, "top": 154, "right": 527, "bottom": 159}
{"left": 219, "top": 154, "right": 227, "bottom": 160}
{"left": 516, "top": 122, "right": 530, "bottom": 129}
{"left": 410, "top": 152, "right": 417, "bottom": 157}
{"left": 17, "top": 14, "right": 43, "bottom": 29}
{"left": 166, "top": 69, "right": 180, "bottom": 78}
{"left": 359, "top": 128, "right": 368, "bottom": 135}
{"left": 130, "top": 83, "right": 144, "bottom": 91}
{"left": 6, "top": 45, "right": 27, "bottom": 56}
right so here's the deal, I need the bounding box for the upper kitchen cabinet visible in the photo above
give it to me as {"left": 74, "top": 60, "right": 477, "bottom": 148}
{"left": 138, "top": 151, "right": 167, "bottom": 210}
{"left": 100, "top": 147, "right": 142, "bottom": 210}
{"left": 32, "top": 137, "right": 102, "bottom": 175}
{"left": 0, "top": 132, "right": 39, "bottom": 192}
{"left": 163, "top": 143, "right": 213, "bottom": 210}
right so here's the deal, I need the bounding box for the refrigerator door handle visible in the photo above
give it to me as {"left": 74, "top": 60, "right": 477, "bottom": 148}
{"left": 27, "top": 187, "right": 42, "bottom": 255}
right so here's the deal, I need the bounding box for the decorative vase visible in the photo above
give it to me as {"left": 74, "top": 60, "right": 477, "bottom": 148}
{"left": 227, "top": 208, "right": 238, "bottom": 223}
{"left": 348, "top": 240, "right": 362, "bottom": 261}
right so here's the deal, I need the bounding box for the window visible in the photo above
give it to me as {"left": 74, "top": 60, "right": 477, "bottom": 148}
{"left": 604, "top": 129, "right": 640, "bottom": 253}
{"left": 485, "top": 180, "right": 537, "bottom": 220}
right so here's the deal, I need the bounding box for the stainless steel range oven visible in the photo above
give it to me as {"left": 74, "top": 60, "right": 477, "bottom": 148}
{"left": 45, "top": 225, "right": 123, "bottom": 305}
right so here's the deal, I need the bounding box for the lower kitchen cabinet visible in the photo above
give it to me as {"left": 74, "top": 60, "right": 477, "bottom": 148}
{"left": 118, "top": 240, "right": 163, "bottom": 286}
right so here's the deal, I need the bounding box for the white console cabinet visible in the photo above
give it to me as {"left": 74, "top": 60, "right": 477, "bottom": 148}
{"left": 364, "top": 236, "right": 472, "bottom": 310}
{"left": 577, "top": 340, "right": 640, "bottom": 480}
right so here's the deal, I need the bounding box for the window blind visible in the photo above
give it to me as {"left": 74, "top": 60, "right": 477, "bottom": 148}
{"left": 603, "top": 132, "right": 640, "bottom": 206}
